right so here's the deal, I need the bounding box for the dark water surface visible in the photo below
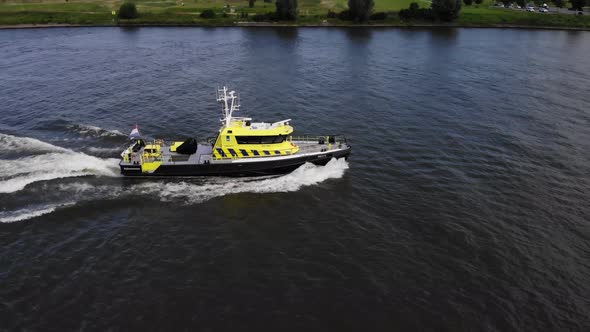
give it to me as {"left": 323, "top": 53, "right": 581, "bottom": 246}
{"left": 1, "top": 27, "right": 590, "bottom": 331}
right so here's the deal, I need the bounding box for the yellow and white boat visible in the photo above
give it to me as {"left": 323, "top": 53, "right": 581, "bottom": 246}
{"left": 119, "top": 87, "right": 351, "bottom": 176}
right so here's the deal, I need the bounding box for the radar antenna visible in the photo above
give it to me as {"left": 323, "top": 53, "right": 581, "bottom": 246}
{"left": 216, "top": 86, "right": 240, "bottom": 127}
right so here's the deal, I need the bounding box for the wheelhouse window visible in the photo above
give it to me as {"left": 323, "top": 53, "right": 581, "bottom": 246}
{"left": 236, "top": 136, "right": 286, "bottom": 144}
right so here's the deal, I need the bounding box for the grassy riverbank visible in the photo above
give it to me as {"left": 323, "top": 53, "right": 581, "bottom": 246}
{"left": 1, "top": 0, "right": 589, "bottom": 29}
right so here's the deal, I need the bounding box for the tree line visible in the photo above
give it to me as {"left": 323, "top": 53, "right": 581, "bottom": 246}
{"left": 271, "top": 0, "right": 464, "bottom": 22}
{"left": 271, "top": 0, "right": 376, "bottom": 21}
{"left": 464, "top": 0, "right": 587, "bottom": 9}
{"left": 272, "top": 0, "right": 589, "bottom": 22}
{"left": 116, "top": 0, "right": 590, "bottom": 22}
{"left": 275, "top": 0, "right": 468, "bottom": 22}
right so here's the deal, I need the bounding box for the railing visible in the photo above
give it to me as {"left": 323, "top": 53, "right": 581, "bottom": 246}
{"left": 291, "top": 135, "right": 348, "bottom": 144}
{"left": 152, "top": 137, "right": 201, "bottom": 146}
{"left": 206, "top": 135, "right": 347, "bottom": 146}
{"left": 145, "top": 138, "right": 200, "bottom": 164}
{"left": 140, "top": 155, "right": 163, "bottom": 163}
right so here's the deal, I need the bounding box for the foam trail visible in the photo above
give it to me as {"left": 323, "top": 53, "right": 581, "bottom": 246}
{"left": 67, "top": 124, "right": 124, "bottom": 137}
{"left": 0, "top": 158, "right": 349, "bottom": 222}
{"left": 49, "top": 159, "right": 349, "bottom": 205}
{"left": 135, "top": 158, "right": 350, "bottom": 204}
{"left": 0, "top": 133, "right": 67, "bottom": 154}
{"left": 0, "top": 202, "right": 75, "bottom": 223}
{"left": 87, "top": 147, "right": 122, "bottom": 154}
{"left": 0, "top": 134, "right": 119, "bottom": 194}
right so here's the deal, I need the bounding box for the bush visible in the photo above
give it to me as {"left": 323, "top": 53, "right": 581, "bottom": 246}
{"left": 200, "top": 9, "right": 216, "bottom": 18}
{"left": 338, "top": 9, "right": 352, "bottom": 20}
{"left": 463, "top": 0, "right": 473, "bottom": 5}
{"left": 275, "top": 0, "right": 298, "bottom": 20}
{"left": 348, "top": 0, "right": 375, "bottom": 22}
{"left": 431, "top": 0, "right": 461, "bottom": 22}
{"left": 252, "top": 14, "right": 265, "bottom": 21}
{"left": 118, "top": 2, "right": 138, "bottom": 19}
{"left": 399, "top": 3, "right": 435, "bottom": 21}
{"left": 570, "top": 0, "right": 585, "bottom": 10}
{"left": 369, "top": 11, "right": 387, "bottom": 20}
{"left": 327, "top": 10, "right": 337, "bottom": 18}
{"left": 474, "top": 0, "right": 483, "bottom": 3}
{"left": 252, "top": 13, "right": 276, "bottom": 21}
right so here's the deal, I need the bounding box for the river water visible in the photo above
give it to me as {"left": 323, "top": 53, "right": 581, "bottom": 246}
{"left": 1, "top": 27, "right": 589, "bottom": 331}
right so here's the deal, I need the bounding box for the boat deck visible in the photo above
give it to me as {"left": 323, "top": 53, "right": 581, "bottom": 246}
{"left": 121, "top": 137, "right": 349, "bottom": 167}
{"left": 293, "top": 140, "right": 347, "bottom": 154}
{"left": 160, "top": 143, "right": 213, "bottom": 165}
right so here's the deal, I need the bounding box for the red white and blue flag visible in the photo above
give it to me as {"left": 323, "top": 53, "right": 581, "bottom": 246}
{"left": 129, "top": 124, "right": 140, "bottom": 139}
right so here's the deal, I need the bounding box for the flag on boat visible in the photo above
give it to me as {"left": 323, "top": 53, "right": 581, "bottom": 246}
{"left": 129, "top": 125, "right": 140, "bottom": 139}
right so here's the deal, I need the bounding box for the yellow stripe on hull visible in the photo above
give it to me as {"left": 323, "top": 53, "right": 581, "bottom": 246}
{"left": 212, "top": 146, "right": 298, "bottom": 160}
{"left": 141, "top": 161, "right": 162, "bottom": 173}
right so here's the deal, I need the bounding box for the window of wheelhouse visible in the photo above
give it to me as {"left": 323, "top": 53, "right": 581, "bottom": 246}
{"left": 236, "top": 135, "right": 286, "bottom": 144}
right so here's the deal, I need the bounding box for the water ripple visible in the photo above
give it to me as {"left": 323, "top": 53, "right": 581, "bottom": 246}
{"left": 1, "top": 27, "right": 590, "bottom": 331}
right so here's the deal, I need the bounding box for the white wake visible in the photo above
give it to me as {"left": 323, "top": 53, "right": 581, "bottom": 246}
{"left": 0, "top": 133, "right": 67, "bottom": 154}
{"left": 0, "top": 134, "right": 119, "bottom": 193}
{"left": 0, "top": 202, "right": 76, "bottom": 223}
{"left": 133, "top": 158, "right": 349, "bottom": 204}
{"left": 53, "top": 158, "right": 349, "bottom": 205}
{"left": 66, "top": 124, "right": 124, "bottom": 137}
{"left": 87, "top": 147, "right": 123, "bottom": 154}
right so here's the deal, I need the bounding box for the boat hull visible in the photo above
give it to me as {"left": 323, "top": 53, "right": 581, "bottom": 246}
{"left": 120, "top": 147, "right": 351, "bottom": 177}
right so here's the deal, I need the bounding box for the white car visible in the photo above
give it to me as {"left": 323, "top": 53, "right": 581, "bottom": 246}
{"left": 526, "top": 7, "right": 535, "bottom": 12}
{"left": 539, "top": 7, "right": 548, "bottom": 12}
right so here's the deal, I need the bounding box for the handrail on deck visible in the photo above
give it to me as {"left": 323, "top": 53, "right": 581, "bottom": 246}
{"left": 291, "top": 135, "right": 347, "bottom": 144}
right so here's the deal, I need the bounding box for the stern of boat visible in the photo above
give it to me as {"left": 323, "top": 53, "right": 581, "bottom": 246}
{"left": 291, "top": 135, "right": 351, "bottom": 160}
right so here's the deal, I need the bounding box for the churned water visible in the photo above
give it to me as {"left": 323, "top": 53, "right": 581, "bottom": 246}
{"left": 1, "top": 27, "right": 590, "bottom": 331}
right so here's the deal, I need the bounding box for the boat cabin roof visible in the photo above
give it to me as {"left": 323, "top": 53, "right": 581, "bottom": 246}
{"left": 225, "top": 118, "right": 293, "bottom": 136}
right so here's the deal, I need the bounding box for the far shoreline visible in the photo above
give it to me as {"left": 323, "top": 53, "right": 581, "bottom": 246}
{"left": 1, "top": 22, "right": 590, "bottom": 31}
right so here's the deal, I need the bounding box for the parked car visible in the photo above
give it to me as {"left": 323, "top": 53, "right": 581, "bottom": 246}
{"left": 526, "top": 6, "right": 535, "bottom": 12}
{"left": 539, "top": 7, "right": 548, "bottom": 12}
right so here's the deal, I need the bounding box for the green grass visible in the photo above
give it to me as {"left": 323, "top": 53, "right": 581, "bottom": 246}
{"left": 0, "top": 1, "right": 111, "bottom": 25}
{"left": 0, "top": 0, "right": 588, "bottom": 28}
{"left": 375, "top": 0, "right": 423, "bottom": 11}
{"left": 0, "top": 3, "right": 109, "bottom": 12}
{"left": 0, "top": 10, "right": 112, "bottom": 25}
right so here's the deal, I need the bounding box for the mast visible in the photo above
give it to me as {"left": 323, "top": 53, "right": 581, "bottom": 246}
{"left": 216, "top": 86, "right": 240, "bottom": 127}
